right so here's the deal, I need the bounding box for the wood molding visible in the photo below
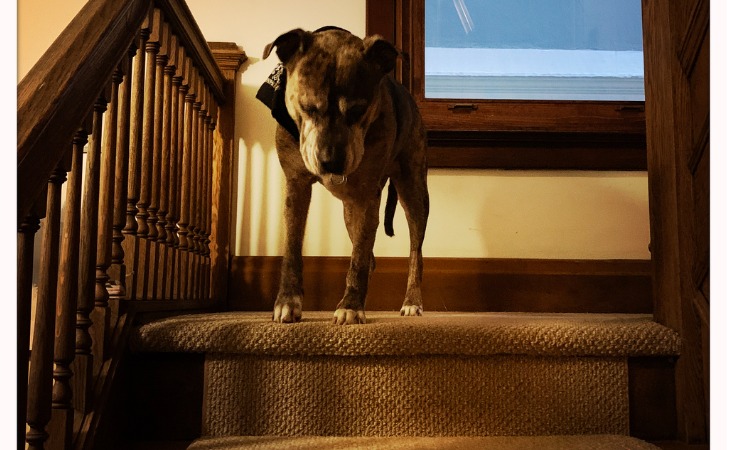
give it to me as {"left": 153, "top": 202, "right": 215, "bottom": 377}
{"left": 228, "top": 256, "right": 652, "bottom": 314}
{"left": 677, "top": 0, "right": 709, "bottom": 77}
{"left": 428, "top": 130, "right": 647, "bottom": 170}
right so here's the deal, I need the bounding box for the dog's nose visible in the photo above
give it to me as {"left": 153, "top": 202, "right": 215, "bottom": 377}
{"left": 320, "top": 158, "right": 345, "bottom": 175}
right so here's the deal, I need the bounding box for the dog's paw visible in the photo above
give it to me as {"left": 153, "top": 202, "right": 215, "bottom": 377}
{"left": 400, "top": 305, "right": 423, "bottom": 317}
{"left": 273, "top": 296, "right": 302, "bottom": 323}
{"left": 333, "top": 308, "right": 366, "bottom": 325}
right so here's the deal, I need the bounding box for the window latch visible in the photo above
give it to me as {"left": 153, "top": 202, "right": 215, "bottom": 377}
{"left": 448, "top": 103, "right": 478, "bottom": 112}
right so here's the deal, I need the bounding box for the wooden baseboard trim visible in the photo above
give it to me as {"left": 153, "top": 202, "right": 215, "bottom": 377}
{"left": 227, "top": 256, "right": 652, "bottom": 314}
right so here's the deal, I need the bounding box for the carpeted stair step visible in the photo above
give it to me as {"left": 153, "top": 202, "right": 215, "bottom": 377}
{"left": 130, "top": 312, "right": 680, "bottom": 442}
{"left": 187, "top": 434, "right": 662, "bottom": 449}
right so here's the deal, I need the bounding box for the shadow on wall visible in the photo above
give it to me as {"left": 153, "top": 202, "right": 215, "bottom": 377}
{"left": 231, "top": 56, "right": 280, "bottom": 256}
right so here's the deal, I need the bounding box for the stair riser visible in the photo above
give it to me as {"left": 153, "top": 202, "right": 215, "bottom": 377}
{"left": 203, "top": 354, "right": 630, "bottom": 437}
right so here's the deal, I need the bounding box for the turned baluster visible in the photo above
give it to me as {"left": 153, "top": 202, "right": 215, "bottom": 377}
{"left": 167, "top": 43, "right": 186, "bottom": 299}
{"left": 109, "top": 44, "right": 136, "bottom": 299}
{"left": 178, "top": 57, "right": 195, "bottom": 300}
{"left": 93, "top": 67, "right": 123, "bottom": 374}
{"left": 157, "top": 25, "right": 175, "bottom": 299}
{"left": 202, "top": 88, "right": 214, "bottom": 300}
{"left": 123, "top": 24, "right": 151, "bottom": 301}
{"left": 205, "top": 98, "right": 218, "bottom": 300}
{"left": 192, "top": 74, "right": 205, "bottom": 298}
{"left": 18, "top": 206, "right": 42, "bottom": 450}
{"left": 186, "top": 71, "right": 200, "bottom": 299}
{"left": 50, "top": 126, "right": 88, "bottom": 450}
{"left": 27, "top": 159, "right": 69, "bottom": 450}
{"left": 75, "top": 94, "right": 108, "bottom": 414}
{"left": 137, "top": 8, "right": 161, "bottom": 298}
{"left": 148, "top": 18, "right": 170, "bottom": 299}
{"left": 198, "top": 88, "right": 210, "bottom": 300}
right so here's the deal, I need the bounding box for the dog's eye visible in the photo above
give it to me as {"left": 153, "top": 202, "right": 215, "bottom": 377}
{"left": 346, "top": 104, "right": 367, "bottom": 123}
{"left": 301, "top": 103, "right": 320, "bottom": 116}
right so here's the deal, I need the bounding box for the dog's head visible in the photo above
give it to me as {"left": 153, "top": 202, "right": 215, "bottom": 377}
{"left": 263, "top": 28, "right": 398, "bottom": 178}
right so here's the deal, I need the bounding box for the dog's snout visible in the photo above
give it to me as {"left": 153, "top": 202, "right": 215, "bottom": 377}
{"left": 320, "top": 157, "right": 345, "bottom": 175}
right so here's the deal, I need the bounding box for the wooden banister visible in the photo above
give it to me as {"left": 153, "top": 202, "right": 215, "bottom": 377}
{"left": 17, "top": 0, "right": 150, "bottom": 222}
{"left": 18, "top": 1, "right": 245, "bottom": 448}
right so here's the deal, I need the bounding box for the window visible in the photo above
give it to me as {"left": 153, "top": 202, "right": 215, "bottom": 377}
{"left": 425, "top": 0, "right": 645, "bottom": 101}
{"left": 366, "top": 0, "right": 647, "bottom": 170}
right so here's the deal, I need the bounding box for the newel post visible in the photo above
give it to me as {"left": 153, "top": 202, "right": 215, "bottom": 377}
{"left": 207, "top": 42, "right": 246, "bottom": 306}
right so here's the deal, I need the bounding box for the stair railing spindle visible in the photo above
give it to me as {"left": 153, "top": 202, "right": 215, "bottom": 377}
{"left": 27, "top": 159, "right": 69, "bottom": 450}
{"left": 50, "top": 127, "right": 88, "bottom": 450}
{"left": 192, "top": 74, "right": 205, "bottom": 298}
{"left": 148, "top": 17, "right": 170, "bottom": 299}
{"left": 109, "top": 44, "right": 137, "bottom": 300}
{"left": 157, "top": 26, "right": 176, "bottom": 299}
{"left": 168, "top": 43, "right": 186, "bottom": 300}
{"left": 92, "top": 67, "right": 123, "bottom": 375}
{"left": 123, "top": 22, "right": 151, "bottom": 301}
{"left": 18, "top": 206, "right": 43, "bottom": 450}
{"left": 74, "top": 95, "right": 108, "bottom": 414}
{"left": 136, "top": 8, "right": 161, "bottom": 298}
{"left": 178, "top": 58, "right": 195, "bottom": 300}
{"left": 205, "top": 98, "right": 218, "bottom": 300}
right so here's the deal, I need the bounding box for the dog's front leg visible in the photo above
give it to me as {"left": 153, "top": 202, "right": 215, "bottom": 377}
{"left": 273, "top": 178, "right": 313, "bottom": 323}
{"left": 333, "top": 199, "right": 381, "bottom": 325}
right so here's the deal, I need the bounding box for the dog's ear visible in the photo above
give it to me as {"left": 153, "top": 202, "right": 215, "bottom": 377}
{"left": 263, "top": 28, "right": 313, "bottom": 63}
{"left": 363, "top": 35, "right": 399, "bottom": 75}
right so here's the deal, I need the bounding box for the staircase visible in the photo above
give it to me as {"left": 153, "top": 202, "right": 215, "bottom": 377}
{"left": 120, "top": 311, "right": 681, "bottom": 449}
{"left": 17, "top": 1, "right": 708, "bottom": 449}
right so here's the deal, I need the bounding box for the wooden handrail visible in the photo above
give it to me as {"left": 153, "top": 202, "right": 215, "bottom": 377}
{"left": 17, "top": 0, "right": 149, "bottom": 221}
{"left": 17, "top": 0, "right": 226, "bottom": 221}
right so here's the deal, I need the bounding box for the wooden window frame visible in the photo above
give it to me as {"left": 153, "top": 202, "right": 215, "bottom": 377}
{"left": 366, "top": 0, "right": 647, "bottom": 170}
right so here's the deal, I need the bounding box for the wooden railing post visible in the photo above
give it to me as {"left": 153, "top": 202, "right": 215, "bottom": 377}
{"left": 74, "top": 94, "right": 109, "bottom": 414}
{"left": 18, "top": 204, "right": 43, "bottom": 450}
{"left": 123, "top": 20, "right": 152, "bottom": 300}
{"left": 136, "top": 8, "right": 162, "bottom": 298}
{"left": 109, "top": 44, "right": 137, "bottom": 302}
{"left": 48, "top": 124, "right": 89, "bottom": 450}
{"left": 168, "top": 43, "right": 186, "bottom": 300}
{"left": 92, "top": 66, "right": 124, "bottom": 375}
{"left": 156, "top": 24, "right": 176, "bottom": 299}
{"left": 192, "top": 73, "right": 204, "bottom": 298}
{"left": 178, "top": 56, "right": 195, "bottom": 300}
{"left": 149, "top": 16, "right": 170, "bottom": 299}
{"left": 27, "top": 156, "right": 69, "bottom": 450}
{"left": 209, "top": 42, "right": 246, "bottom": 305}
{"left": 202, "top": 89, "right": 213, "bottom": 299}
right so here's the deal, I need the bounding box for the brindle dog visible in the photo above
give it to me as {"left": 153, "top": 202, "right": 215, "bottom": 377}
{"left": 262, "top": 28, "right": 429, "bottom": 325}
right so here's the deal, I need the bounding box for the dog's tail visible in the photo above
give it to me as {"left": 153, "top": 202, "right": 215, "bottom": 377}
{"left": 384, "top": 179, "right": 398, "bottom": 237}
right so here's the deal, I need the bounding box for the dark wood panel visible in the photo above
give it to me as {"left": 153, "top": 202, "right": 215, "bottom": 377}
{"left": 629, "top": 357, "right": 678, "bottom": 441}
{"left": 228, "top": 256, "right": 652, "bottom": 314}
{"left": 642, "top": 0, "right": 709, "bottom": 442}
{"left": 427, "top": 130, "right": 646, "bottom": 170}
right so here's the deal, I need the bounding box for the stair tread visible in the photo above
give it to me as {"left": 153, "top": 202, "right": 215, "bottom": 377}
{"left": 187, "top": 434, "right": 661, "bottom": 449}
{"left": 131, "top": 311, "right": 680, "bottom": 357}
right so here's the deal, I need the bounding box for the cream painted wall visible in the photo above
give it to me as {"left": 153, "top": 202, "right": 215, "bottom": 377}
{"left": 17, "top": 0, "right": 651, "bottom": 260}
{"left": 17, "top": 0, "right": 89, "bottom": 79}
{"left": 185, "top": 0, "right": 650, "bottom": 260}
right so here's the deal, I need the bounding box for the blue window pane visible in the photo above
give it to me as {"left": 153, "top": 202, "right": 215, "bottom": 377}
{"left": 425, "top": 0, "right": 645, "bottom": 101}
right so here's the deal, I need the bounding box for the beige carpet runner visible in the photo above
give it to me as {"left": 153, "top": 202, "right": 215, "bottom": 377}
{"left": 188, "top": 435, "right": 661, "bottom": 449}
{"left": 131, "top": 311, "right": 680, "bottom": 357}
{"left": 131, "top": 312, "right": 680, "bottom": 449}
